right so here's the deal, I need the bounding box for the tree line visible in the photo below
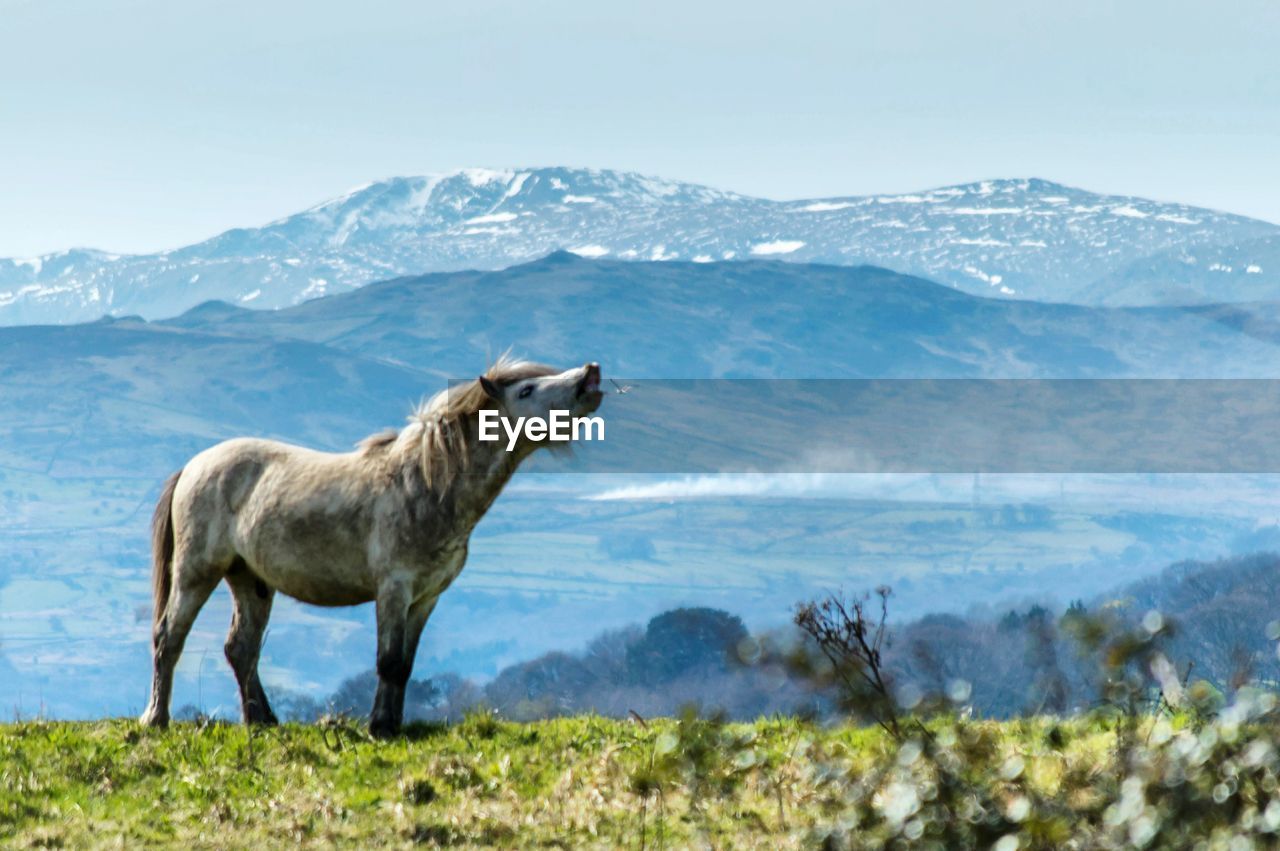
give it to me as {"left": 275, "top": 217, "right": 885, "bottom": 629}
{"left": 245, "top": 552, "right": 1280, "bottom": 725}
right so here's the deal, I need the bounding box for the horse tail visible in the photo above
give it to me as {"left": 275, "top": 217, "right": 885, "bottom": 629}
{"left": 151, "top": 470, "right": 182, "bottom": 629}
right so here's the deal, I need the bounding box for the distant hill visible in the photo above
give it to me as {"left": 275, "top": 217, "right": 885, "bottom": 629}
{"left": 2, "top": 168, "right": 1278, "bottom": 325}
{"left": 159, "top": 254, "right": 1280, "bottom": 379}
{"left": 893, "top": 552, "right": 1280, "bottom": 717}
{"left": 0, "top": 317, "right": 430, "bottom": 480}
{"left": 1106, "top": 552, "right": 1280, "bottom": 688}
{"left": 18, "top": 254, "right": 1280, "bottom": 492}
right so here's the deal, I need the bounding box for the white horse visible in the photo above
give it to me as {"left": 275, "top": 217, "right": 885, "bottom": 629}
{"left": 140, "top": 357, "right": 603, "bottom": 736}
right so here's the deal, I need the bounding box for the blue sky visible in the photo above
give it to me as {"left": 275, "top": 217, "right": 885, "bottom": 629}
{"left": 1, "top": 0, "right": 1277, "bottom": 257}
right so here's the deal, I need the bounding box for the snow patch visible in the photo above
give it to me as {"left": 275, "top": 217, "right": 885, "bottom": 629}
{"left": 635, "top": 176, "right": 680, "bottom": 198}
{"left": 568, "top": 244, "right": 609, "bottom": 258}
{"left": 465, "top": 212, "right": 519, "bottom": 225}
{"left": 951, "top": 237, "right": 1009, "bottom": 247}
{"left": 798, "top": 201, "right": 861, "bottom": 212}
{"left": 15, "top": 257, "right": 43, "bottom": 275}
{"left": 462, "top": 168, "right": 513, "bottom": 187}
{"left": 330, "top": 210, "right": 361, "bottom": 247}
{"left": 0, "top": 284, "right": 47, "bottom": 307}
{"left": 1111, "top": 205, "right": 1149, "bottom": 219}
{"left": 407, "top": 176, "right": 443, "bottom": 212}
{"left": 309, "top": 182, "right": 373, "bottom": 213}
{"left": 502, "top": 172, "right": 531, "bottom": 199}
{"left": 1156, "top": 213, "right": 1199, "bottom": 225}
{"left": 1247, "top": 265, "right": 1263, "bottom": 274}
{"left": 963, "top": 265, "right": 1001, "bottom": 284}
{"left": 750, "top": 240, "right": 805, "bottom": 256}
{"left": 949, "top": 207, "right": 1023, "bottom": 216}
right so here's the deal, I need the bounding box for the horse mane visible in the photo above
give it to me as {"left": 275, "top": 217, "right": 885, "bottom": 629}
{"left": 362, "top": 353, "right": 556, "bottom": 493}
{"left": 356, "top": 429, "right": 399, "bottom": 453}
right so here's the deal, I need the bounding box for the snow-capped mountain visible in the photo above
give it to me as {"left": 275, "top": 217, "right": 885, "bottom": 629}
{"left": 1, "top": 167, "right": 1277, "bottom": 325}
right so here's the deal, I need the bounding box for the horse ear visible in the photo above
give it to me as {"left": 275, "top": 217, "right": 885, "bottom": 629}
{"left": 479, "top": 376, "right": 501, "bottom": 400}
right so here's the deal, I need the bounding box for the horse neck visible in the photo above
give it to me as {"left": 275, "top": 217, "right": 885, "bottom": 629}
{"left": 456, "top": 435, "right": 525, "bottom": 516}
{"left": 410, "top": 420, "right": 527, "bottom": 527}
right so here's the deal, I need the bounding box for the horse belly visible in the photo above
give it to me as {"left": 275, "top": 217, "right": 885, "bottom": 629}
{"left": 254, "top": 551, "right": 377, "bottom": 607}
{"left": 239, "top": 511, "right": 378, "bottom": 607}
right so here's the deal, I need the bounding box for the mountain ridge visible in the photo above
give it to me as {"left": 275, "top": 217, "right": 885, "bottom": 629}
{"left": 153, "top": 254, "right": 1280, "bottom": 379}
{"left": 3, "top": 167, "right": 1278, "bottom": 325}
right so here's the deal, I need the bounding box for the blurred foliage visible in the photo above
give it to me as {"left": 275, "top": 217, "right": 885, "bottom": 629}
{"left": 777, "top": 587, "right": 1280, "bottom": 848}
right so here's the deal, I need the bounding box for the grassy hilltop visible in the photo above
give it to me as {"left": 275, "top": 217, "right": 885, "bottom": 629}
{"left": 4, "top": 707, "right": 1280, "bottom": 849}
{"left": 1, "top": 714, "right": 849, "bottom": 849}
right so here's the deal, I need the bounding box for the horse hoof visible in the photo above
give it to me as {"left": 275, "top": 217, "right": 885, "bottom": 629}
{"left": 369, "top": 718, "right": 399, "bottom": 739}
{"left": 139, "top": 711, "right": 169, "bottom": 728}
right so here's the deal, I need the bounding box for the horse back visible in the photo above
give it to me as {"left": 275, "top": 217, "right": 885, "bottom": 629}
{"left": 173, "top": 437, "right": 393, "bottom": 604}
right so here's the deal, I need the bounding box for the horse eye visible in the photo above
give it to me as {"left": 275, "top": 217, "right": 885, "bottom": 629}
{"left": 518, "top": 385, "right": 534, "bottom": 399}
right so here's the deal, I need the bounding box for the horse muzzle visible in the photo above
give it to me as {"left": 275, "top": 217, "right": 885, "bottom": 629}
{"left": 575, "top": 363, "right": 604, "bottom": 412}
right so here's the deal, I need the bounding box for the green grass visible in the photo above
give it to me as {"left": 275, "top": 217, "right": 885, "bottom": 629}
{"left": 0, "top": 712, "right": 1119, "bottom": 849}
{"left": 1, "top": 709, "right": 1276, "bottom": 849}
{"left": 0, "top": 713, "right": 848, "bottom": 849}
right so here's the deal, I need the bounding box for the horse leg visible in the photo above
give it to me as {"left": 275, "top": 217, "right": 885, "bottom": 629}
{"left": 224, "top": 564, "right": 278, "bottom": 725}
{"left": 139, "top": 558, "right": 220, "bottom": 727}
{"left": 370, "top": 585, "right": 435, "bottom": 738}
